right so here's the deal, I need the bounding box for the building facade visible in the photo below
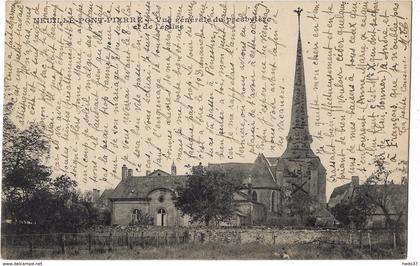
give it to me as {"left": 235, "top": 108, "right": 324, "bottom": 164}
{"left": 109, "top": 165, "right": 191, "bottom": 226}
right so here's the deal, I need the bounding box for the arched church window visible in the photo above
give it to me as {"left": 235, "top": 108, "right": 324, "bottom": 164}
{"left": 252, "top": 191, "right": 258, "bottom": 202}
{"left": 271, "top": 191, "right": 275, "bottom": 212}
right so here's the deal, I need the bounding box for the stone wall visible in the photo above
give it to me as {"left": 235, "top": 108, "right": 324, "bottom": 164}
{"left": 97, "top": 226, "right": 406, "bottom": 248}
{"left": 188, "top": 228, "right": 405, "bottom": 247}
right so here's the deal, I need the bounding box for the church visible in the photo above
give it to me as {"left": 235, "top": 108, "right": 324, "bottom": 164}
{"left": 107, "top": 9, "right": 330, "bottom": 227}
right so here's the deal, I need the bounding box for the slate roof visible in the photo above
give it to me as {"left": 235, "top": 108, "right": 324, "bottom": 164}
{"left": 208, "top": 154, "right": 278, "bottom": 188}
{"left": 328, "top": 182, "right": 408, "bottom": 214}
{"left": 99, "top": 189, "right": 114, "bottom": 202}
{"left": 148, "top": 169, "right": 171, "bottom": 176}
{"left": 110, "top": 175, "right": 189, "bottom": 200}
{"left": 265, "top": 157, "right": 280, "bottom": 166}
{"left": 329, "top": 183, "right": 352, "bottom": 200}
{"left": 207, "top": 162, "right": 254, "bottom": 175}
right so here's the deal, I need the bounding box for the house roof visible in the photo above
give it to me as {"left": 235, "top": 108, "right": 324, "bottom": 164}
{"left": 99, "top": 189, "right": 114, "bottom": 202}
{"left": 329, "top": 183, "right": 352, "bottom": 200}
{"left": 328, "top": 182, "right": 408, "bottom": 214}
{"left": 110, "top": 175, "right": 189, "bottom": 200}
{"left": 147, "top": 169, "right": 171, "bottom": 176}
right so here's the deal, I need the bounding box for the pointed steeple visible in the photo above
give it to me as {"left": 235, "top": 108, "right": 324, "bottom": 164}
{"left": 282, "top": 8, "right": 315, "bottom": 159}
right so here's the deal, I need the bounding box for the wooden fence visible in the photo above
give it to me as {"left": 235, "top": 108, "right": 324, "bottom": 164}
{"left": 1, "top": 230, "right": 191, "bottom": 257}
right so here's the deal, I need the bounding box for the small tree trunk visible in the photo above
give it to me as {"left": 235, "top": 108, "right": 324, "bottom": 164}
{"left": 393, "top": 232, "right": 397, "bottom": 250}
{"left": 88, "top": 233, "right": 92, "bottom": 253}
{"left": 29, "top": 235, "right": 33, "bottom": 257}
{"left": 126, "top": 232, "right": 129, "bottom": 248}
{"left": 108, "top": 232, "right": 113, "bottom": 252}
{"left": 60, "top": 234, "right": 66, "bottom": 254}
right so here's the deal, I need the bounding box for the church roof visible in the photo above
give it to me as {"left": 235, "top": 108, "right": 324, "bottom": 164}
{"left": 110, "top": 174, "right": 189, "bottom": 200}
{"left": 265, "top": 157, "right": 280, "bottom": 166}
{"left": 208, "top": 154, "right": 278, "bottom": 188}
{"left": 208, "top": 162, "right": 254, "bottom": 175}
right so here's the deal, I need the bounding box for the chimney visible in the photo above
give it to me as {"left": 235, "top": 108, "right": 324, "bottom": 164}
{"left": 171, "top": 161, "right": 177, "bottom": 176}
{"left": 92, "top": 189, "right": 100, "bottom": 202}
{"left": 146, "top": 170, "right": 151, "bottom": 176}
{"left": 351, "top": 176, "right": 359, "bottom": 186}
{"left": 247, "top": 176, "right": 253, "bottom": 199}
{"left": 122, "top": 164, "right": 128, "bottom": 181}
{"left": 128, "top": 169, "right": 133, "bottom": 178}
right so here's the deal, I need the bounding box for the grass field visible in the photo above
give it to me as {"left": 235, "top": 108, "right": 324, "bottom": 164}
{"left": 2, "top": 241, "right": 406, "bottom": 260}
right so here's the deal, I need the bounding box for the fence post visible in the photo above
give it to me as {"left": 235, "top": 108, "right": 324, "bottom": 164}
{"left": 272, "top": 233, "right": 276, "bottom": 251}
{"left": 359, "top": 231, "right": 363, "bottom": 249}
{"left": 126, "top": 232, "right": 129, "bottom": 248}
{"left": 368, "top": 232, "right": 371, "bottom": 252}
{"left": 176, "top": 231, "right": 179, "bottom": 244}
{"left": 60, "top": 234, "right": 66, "bottom": 254}
{"left": 165, "top": 232, "right": 168, "bottom": 246}
{"left": 108, "top": 231, "right": 113, "bottom": 252}
{"left": 29, "top": 235, "right": 33, "bottom": 257}
{"left": 88, "top": 233, "right": 92, "bottom": 253}
{"left": 129, "top": 232, "right": 133, "bottom": 250}
{"left": 393, "top": 232, "right": 397, "bottom": 250}
{"left": 193, "top": 231, "right": 196, "bottom": 243}
{"left": 141, "top": 231, "right": 144, "bottom": 249}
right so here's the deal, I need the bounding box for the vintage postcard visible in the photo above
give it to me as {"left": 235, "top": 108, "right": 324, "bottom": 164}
{"left": 1, "top": 0, "right": 411, "bottom": 260}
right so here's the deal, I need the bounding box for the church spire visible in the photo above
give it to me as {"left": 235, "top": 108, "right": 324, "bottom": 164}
{"left": 282, "top": 8, "right": 315, "bottom": 158}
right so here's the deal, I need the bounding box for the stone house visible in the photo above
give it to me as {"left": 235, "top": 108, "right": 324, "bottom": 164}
{"left": 109, "top": 165, "right": 190, "bottom": 226}
{"left": 328, "top": 176, "right": 408, "bottom": 228}
{"left": 108, "top": 164, "right": 265, "bottom": 226}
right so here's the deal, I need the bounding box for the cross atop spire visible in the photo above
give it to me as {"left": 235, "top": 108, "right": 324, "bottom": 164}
{"left": 294, "top": 7, "right": 303, "bottom": 30}
{"left": 294, "top": 7, "right": 303, "bottom": 16}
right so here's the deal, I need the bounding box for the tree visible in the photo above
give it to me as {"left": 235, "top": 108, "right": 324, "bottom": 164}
{"left": 175, "top": 164, "right": 243, "bottom": 226}
{"left": 2, "top": 108, "right": 101, "bottom": 233}
{"left": 2, "top": 112, "right": 51, "bottom": 226}
{"left": 359, "top": 158, "right": 407, "bottom": 229}
{"left": 286, "top": 191, "right": 317, "bottom": 225}
{"left": 331, "top": 193, "right": 375, "bottom": 229}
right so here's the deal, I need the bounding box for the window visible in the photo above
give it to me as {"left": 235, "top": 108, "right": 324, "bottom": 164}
{"left": 132, "top": 209, "right": 141, "bottom": 223}
{"left": 252, "top": 191, "right": 258, "bottom": 202}
{"left": 156, "top": 208, "right": 167, "bottom": 226}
